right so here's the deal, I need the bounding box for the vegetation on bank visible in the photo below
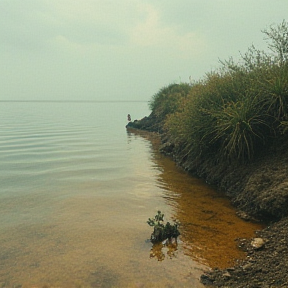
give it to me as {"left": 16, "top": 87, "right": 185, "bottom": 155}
{"left": 147, "top": 21, "right": 288, "bottom": 165}
{"left": 147, "top": 211, "right": 180, "bottom": 243}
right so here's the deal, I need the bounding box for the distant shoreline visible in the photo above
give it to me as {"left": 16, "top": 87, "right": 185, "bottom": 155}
{"left": 0, "top": 100, "right": 148, "bottom": 103}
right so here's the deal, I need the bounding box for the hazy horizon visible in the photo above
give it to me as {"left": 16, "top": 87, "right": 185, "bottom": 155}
{"left": 0, "top": 1, "right": 287, "bottom": 102}
{"left": 0, "top": 99, "right": 148, "bottom": 103}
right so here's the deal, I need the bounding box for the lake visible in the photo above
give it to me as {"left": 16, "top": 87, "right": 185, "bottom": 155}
{"left": 0, "top": 101, "right": 263, "bottom": 287}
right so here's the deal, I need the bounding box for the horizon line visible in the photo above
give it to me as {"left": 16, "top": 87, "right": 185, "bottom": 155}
{"left": 0, "top": 100, "right": 148, "bottom": 103}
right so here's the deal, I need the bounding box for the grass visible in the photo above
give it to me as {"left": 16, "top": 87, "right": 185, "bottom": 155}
{"left": 148, "top": 21, "right": 288, "bottom": 164}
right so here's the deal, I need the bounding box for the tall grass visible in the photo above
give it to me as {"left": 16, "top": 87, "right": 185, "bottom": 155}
{"left": 259, "top": 63, "right": 288, "bottom": 120}
{"left": 148, "top": 21, "right": 288, "bottom": 164}
{"left": 205, "top": 94, "right": 271, "bottom": 161}
{"left": 165, "top": 73, "right": 272, "bottom": 162}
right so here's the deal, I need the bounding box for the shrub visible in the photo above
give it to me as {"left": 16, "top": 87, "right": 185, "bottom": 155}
{"left": 152, "top": 21, "right": 288, "bottom": 164}
{"left": 147, "top": 211, "right": 180, "bottom": 243}
{"left": 148, "top": 83, "right": 191, "bottom": 123}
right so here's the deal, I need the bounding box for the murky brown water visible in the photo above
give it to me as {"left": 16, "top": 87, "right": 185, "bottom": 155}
{"left": 130, "top": 130, "right": 264, "bottom": 267}
{"left": 0, "top": 103, "right": 264, "bottom": 288}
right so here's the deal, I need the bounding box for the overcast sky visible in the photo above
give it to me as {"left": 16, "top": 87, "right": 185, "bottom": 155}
{"left": 0, "top": 1, "right": 287, "bottom": 101}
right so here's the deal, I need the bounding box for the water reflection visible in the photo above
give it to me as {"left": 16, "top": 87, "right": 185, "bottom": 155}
{"left": 0, "top": 124, "right": 263, "bottom": 288}
{"left": 127, "top": 129, "right": 264, "bottom": 268}
{"left": 1, "top": 102, "right": 212, "bottom": 287}
{"left": 150, "top": 240, "right": 178, "bottom": 261}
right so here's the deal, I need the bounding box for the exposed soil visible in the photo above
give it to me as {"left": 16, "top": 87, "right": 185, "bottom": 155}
{"left": 127, "top": 117, "right": 288, "bottom": 288}
{"left": 198, "top": 142, "right": 288, "bottom": 288}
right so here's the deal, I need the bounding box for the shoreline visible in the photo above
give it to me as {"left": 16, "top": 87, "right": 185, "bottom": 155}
{"left": 126, "top": 118, "right": 288, "bottom": 287}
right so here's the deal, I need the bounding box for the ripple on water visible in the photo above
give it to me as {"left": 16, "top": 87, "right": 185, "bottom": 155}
{"left": 0, "top": 102, "right": 263, "bottom": 287}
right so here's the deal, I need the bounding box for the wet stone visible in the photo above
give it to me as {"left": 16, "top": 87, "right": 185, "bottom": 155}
{"left": 251, "top": 238, "right": 265, "bottom": 249}
{"left": 222, "top": 272, "right": 231, "bottom": 279}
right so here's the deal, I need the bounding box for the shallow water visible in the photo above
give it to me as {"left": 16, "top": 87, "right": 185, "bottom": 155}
{"left": 0, "top": 102, "right": 263, "bottom": 287}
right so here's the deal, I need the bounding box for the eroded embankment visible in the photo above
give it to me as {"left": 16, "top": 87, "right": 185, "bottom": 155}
{"left": 161, "top": 138, "right": 288, "bottom": 222}
{"left": 126, "top": 117, "right": 288, "bottom": 287}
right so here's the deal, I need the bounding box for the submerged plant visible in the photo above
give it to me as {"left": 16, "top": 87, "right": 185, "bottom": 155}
{"left": 147, "top": 211, "right": 180, "bottom": 243}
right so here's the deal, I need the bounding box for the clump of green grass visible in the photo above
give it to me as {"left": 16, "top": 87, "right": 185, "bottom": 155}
{"left": 260, "top": 63, "right": 288, "bottom": 120}
{"left": 204, "top": 95, "right": 271, "bottom": 161}
{"left": 280, "top": 120, "right": 288, "bottom": 134}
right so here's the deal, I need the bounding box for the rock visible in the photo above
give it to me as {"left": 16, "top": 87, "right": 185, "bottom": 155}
{"left": 251, "top": 238, "right": 265, "bottom": 249}
{"left": 226, "top": 267, "right": 235, "bottom": 272}
{"left": 200, "top": 273, "right": 214, "bottom": 285}
{"left": 236, "top": 210, "right": 251, "bottom": 221}
{"left": 242, "top": 263, "right": 253, "bottom": 270}
{"left": 222, "top": 272, "right": 231, "bottom": 279}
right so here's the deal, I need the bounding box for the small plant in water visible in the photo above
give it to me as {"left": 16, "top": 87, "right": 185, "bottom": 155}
{"left": 147, "top": 211, "right": 180, "bottom": 243}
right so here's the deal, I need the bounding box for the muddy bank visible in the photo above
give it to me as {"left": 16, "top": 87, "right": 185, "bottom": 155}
{"left": 127, "top": 116, "right": 288, "bottom": 221}
{"left": 201, "top": 217, "right": 288, "bottom": 287}
{"left": 127, "top": 117, "right": 288, "bottom": 287}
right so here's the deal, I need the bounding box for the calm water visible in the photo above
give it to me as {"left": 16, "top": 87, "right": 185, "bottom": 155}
{"left": 0, "top": 102, "right": 263, "bottom": 288}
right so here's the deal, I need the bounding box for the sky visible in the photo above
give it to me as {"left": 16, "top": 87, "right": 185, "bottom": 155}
{"left": 0, "top": 0, "right": 287, "bottom": 102}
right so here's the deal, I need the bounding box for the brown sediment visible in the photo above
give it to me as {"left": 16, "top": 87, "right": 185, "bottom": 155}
{"left": 127, "top": 129, "right": 264, "bottom": 267}
{"left": 201, "top": 217, "right": 288, "bottom": 287}
{"left": 127, "top": 117, "right": 288, "bottom": 287}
